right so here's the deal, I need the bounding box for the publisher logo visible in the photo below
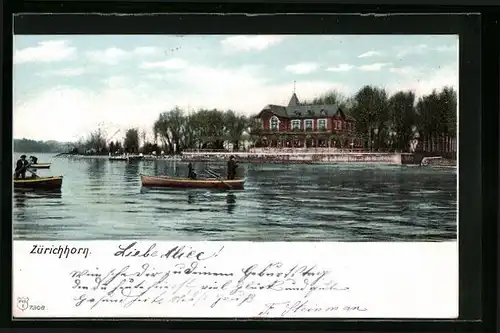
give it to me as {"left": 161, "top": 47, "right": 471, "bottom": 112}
{"left": 17, "top": 297, "right": 29, "bottom": 311}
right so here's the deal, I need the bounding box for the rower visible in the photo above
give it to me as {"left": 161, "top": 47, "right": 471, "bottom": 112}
{"left": 14, "top": 155, "right": 29, "bottom": 179}
{"left": 187, "top": 162, "right": 197, "bottom": 179}
{"left": 227, "top": 155, "right": 238, "bottom": 180}
{"left": 30, "top": 155, "right": 38, "bottom": 164}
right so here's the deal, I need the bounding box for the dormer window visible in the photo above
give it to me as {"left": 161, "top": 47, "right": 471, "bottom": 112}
{"left": 294, "top": 110, "right": 301, "bottom": 116}
{"left": 308, "top": 109, "right": 314, "bottom": 116}
{"left": 320, "top": 109, "right": 327, "bottom": 115}
{"left": 270, "top": 116, "right": 280, "bottom": 131}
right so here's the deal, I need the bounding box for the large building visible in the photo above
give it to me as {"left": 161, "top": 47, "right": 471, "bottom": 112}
{"left": 253, "top": 93, "right": 360, "bottom": 149}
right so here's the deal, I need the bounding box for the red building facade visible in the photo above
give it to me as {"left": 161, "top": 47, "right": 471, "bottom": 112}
{"left": 253, "top": 93, "right": 360, "bottom": 148}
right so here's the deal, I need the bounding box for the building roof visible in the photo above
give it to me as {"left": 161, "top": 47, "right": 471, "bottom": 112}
{"left": 256, "top": 93, "right": 353, "bottom": 120}
{"left": 288, "top": 93, "right": 300, "bottom": 107}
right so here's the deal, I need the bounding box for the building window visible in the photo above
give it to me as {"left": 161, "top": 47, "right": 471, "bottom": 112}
{"left": 291, "top": 119, "right": 301, "bottom": 130}
{"left": 317, "top": 119, "right": 326, "bottom": 130}
{"left": 270, "top": 116, "right": 279, "bottom": 131}
{"left": 308, "top": 110, "right": 314, "bottom": 116}
{"left": 336, "top": 120, "right": 342, "bottom": 130}
{"left": 305, "top": 119, "right": 313, "bottom": 130}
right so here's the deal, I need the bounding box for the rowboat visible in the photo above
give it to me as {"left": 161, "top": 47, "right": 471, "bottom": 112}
{"left": 140, "top": 174, "right": 245, "bottom": 190}
{"left": 109, "top": 156, "right": 128, "bottom": 161}
{"left": 31, "top": 163, "right": 51, "bottom": 169}
{"left": 109, "top": 155, "right": 144, "bottom": 161}
{"left": 13, "top": 176, "right": 63, "bottom": 190}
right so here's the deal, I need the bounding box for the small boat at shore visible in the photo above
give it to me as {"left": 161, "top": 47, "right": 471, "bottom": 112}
{"left": 109, "top": 154, "right": 144, "bottom": 161}
{"left": 14, "top": 176, "right": 63, "bottom": 190}
{"left": 109, "top": 156, "right": 129, "bottom": 161}
{"left": 140, "top": 174, "right": 245, "bottom": 190}
{"left": 31, "top": 163, "right": 51, "bottom": 169}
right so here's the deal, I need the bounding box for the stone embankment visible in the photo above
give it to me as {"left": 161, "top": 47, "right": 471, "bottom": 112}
{"left": 181, "top": 150, "right": 407, "bottom": 165}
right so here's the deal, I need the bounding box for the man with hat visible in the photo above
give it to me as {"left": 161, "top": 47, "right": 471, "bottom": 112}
{"left": 227, "top": 155, "right": 238, "bottom": 180}
{"left": 14, "top": 155, "right": 30, "bottom": 179}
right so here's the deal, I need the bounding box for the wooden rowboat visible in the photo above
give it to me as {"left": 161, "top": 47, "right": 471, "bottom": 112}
{"left": 14, "top": 176, "right": 63, "bottom": 190}
{"left": 140, "top": 174, "right": 245, "bottom": 190}
{"left": 31, "top": 163, "right": 51, "bottom": 169}
{"left": 109, "top": 156, "right": 128, "bottom": 161}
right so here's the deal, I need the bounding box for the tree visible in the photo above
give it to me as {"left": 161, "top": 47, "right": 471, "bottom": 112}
{"left": 224, "top": 110, "right": 248, "bottom": 151}
{"left": 388, "top": 91, "right": 416, "bottom": 152}
{"left": 108, "top": 141, "right": 115, "bottom": 154}
{"left": 416, "top": 90, "right": 440, "bottom": 152}
{"left": 124, "top": 128, "right": 140, "bottom": 153}
{"left": 115, "top": 141, "right": 123, "bottom": 152}
{"left": 154, "top": 107, "right": 186, "bottom": 154}
{"left": 82, "top": 127, "right": 107, "bottom": 154}
{"left": 305, "top": 90, "right": 349, "bottom": 110}
{"left": 438, "top": 86, "right": 457, "bottom": 153}
{"left": 415, "top": 86, "right": 457, "bottom": 153}
{"left": 247, "top": 117, "right": 262, "bottom": 147}
{"left": 351, "top": 86, "right": 389, "bottom": 151}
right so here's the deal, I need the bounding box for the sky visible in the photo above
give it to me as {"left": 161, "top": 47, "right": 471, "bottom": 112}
{"left": 13, "top": 35, "right": 458, "bottom": 142}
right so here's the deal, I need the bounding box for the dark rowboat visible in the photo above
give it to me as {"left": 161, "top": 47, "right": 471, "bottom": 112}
{"left": 109, "top": 156, "right": 128, "bottom": 161}
{"left": 140, "top": 174, "right": 245, "bottom": 190}
{"left": 14, "top": 176, "right": 63, "bottom": 190}
{"left": 31, "top": 163, "right": 51, "bottom": 169}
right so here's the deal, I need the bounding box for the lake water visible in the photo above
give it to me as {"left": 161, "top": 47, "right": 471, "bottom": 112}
{"left": 12, "top": 153, "right": 457, "bottom": 241}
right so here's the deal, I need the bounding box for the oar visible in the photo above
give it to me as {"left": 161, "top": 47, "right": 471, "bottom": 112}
{"left": 205, "top": 168, "right": 232, "bottom": 190}
{"left": 25, "top": 162, "right": 41, "bottom": 178}
{"left": 27, "top": 167, "right": 40, "bottom": 178}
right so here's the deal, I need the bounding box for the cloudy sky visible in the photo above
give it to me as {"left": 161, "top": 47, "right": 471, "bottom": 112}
{"left": 13, "top": 35, "right": 458, "bottom": 142}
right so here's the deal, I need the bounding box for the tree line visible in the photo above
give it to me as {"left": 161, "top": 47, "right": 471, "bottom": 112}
{"left": 305, "top": 85, "right": 457, "bottom": 153}
{"left": 76, "top": 85, "right": 457, "bottom": 155}
{"left": 14, "top": 138, "right": 71, "bottom": 153}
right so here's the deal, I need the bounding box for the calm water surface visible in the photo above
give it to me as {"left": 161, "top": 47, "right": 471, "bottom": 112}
{"left": 13, "top": 153, "right": 457, "bottom": 241}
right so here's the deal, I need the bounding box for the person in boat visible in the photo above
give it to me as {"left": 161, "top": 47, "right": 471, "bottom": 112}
{"left": 227, "top": 155, "right": 238, "bottom": 180}
{"left": 14, "top": 155, "right": 30, "bottom": 179}
{"left": 29, "top": 156, "right": 38, "bottom": 164}
{"left": 187, "top": 162, "right": 197, "bottom": 179}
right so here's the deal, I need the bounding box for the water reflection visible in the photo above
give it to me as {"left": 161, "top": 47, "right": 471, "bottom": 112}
{"left": 226, "top": 193, "right": 236, "bottom": 214}
{"left": 14, "top": 188, "right": 62, "bottom": 205}
{"left": 187, "top": 193, "right": 195, "bottom": 204}
{"left": 13, "top": 188, "right": 63, "bottom": 219}
{"left": 124, "top": 161, "right": 140, "bottom": 182}
{"left": 86, "top": 159, "right": 106, "bottom": 180}
{"left": 142, "top": 187, "right": 237, "bottom": 214}
{"left": 152, "top": 160, "right": 171, "bottom": 177}
{"left": 13, "top": 190, "right": 28, "bottom": 209}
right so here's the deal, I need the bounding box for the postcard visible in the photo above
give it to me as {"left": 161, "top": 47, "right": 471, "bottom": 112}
{"left": 12, "top": 34, "right": 458, "bottom": 318}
